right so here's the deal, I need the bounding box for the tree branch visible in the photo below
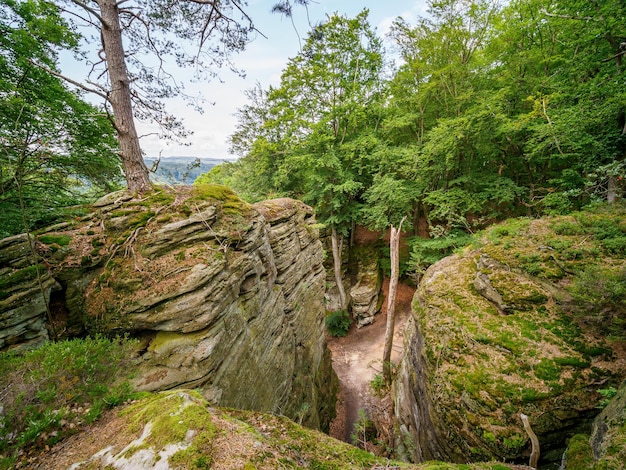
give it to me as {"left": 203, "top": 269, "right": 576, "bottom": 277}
{"left": 67, "top": 0, "right": 105, "bottom": 25}
{"left": 28, "top": 59, "right": 109, "bottom": 101}
{"left": 540, "top": 7, "right": 597, "bottom": 21}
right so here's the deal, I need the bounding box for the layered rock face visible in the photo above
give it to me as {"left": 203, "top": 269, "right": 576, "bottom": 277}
{"left": 393, "top": 214, "right": 626, "bottom": 465}
{"left": 349, "top": 245, "right": 382, "bottom": 328}
{"left": 0, "top": 186, "right": 337, "bottom": 431}
{"left": 0, "top": 234, "right": 57, "bottom": 352}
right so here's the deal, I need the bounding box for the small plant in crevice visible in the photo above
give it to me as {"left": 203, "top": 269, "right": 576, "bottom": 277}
{"left": 351, "top": 409, "right": 377, "bottom": 450}
{"left": 370, "top": 373, "right": 389, "bottom": 398}
{"left": 596, "top": 387, "right": 618, "bottom": 409}
{"left": 325, "top": 310, "right": 351, "bottom": 337}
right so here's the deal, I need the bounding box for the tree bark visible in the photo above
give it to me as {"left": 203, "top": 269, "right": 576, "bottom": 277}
{"left": 331, "top": 225, "right": 348, "bottom": 311}
{"left": 97, "top": 0, "right": 151, "bottom": 194}
{"left": 521, "top": 413, "right": 540, "bottom": 469}
{"left": 382, "top": 216, "right": 406, "bottom": 384}
{"left": 607, "top": 174, "right": 617, "bottom": 204}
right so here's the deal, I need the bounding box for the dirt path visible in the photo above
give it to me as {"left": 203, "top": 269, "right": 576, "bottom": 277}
{"left": 327, "top": 280, "right": 415, "bottom": 443}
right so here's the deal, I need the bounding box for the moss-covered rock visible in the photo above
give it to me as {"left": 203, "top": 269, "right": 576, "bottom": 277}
{"left": 31, "top": 389, "right": 529, "bottom": 470}
{"left": 393, "top": 204, "right": 626, "bottom": 465}
{"left": 0, "top": 186, "right": 338, "bottom": 433}
{"left": 0, "top": 234, "right": 58, "bottom": 352}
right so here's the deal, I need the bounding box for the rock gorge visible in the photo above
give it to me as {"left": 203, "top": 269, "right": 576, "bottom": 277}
{"left": 0, "top": 185, "right": 337, "bottom": 431}
{"left": 2, "top": 186, "right": 626, "bottom": 469}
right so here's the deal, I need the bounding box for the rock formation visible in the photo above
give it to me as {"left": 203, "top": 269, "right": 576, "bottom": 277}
{"left": 0, "top": 234, "right": 58, "bottom": 352}
{"left": 349, "top": 245, "right": 382, "bottom": 328}
{"left": 0, "top": 185, "right": 337, "bottom": 431}
{"left": 393, "top": 214, "right": 626, "bottom": 465}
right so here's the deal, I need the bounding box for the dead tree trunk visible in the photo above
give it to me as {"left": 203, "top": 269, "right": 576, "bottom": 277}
{"left": 98, "top": 0, "right": 151, "bottom": 194}
{"left": 331, "top": 225, "right": 348, "bottom": 311}
{"left": 382, "top": 216, "right": 406, "bottom": 384}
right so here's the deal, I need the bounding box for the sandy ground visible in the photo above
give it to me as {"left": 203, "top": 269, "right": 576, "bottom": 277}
{"left": 327, "top": 279, "right": 415, "bottom": 443}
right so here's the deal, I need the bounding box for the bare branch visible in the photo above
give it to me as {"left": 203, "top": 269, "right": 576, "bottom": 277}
{"left": 28, "top": 59, "right": 109, "bottom": 101}
{"left": 67, "top": 0, "right": 105, "bottom": 25}
{"left": 540, "top": 7, "right": 597, "bottom": 21}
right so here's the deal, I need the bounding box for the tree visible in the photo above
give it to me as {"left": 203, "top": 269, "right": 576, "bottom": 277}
{"left": 0, "top": 0, "right": 120, "bottom": 237}
{"left": 276, "top": 10, "right": 386, "bottom": 310}
{"left": 382, "top": 216, "right": 405, "bottom": 383}
{"left": 362, "top": 173, "right": 413, "bottom": 383}
{"left": 35, "top": 0, "right": 309, "bottom": 193}
{"left": 229, "top": 10, "right": 387, "bottom": 310}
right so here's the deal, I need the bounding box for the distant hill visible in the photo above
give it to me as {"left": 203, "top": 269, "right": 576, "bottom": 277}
{"left": 143, "top": 156, "right": 229, "bottom": 184}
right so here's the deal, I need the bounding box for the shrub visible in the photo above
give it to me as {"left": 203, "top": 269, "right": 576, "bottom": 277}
{"left": 325, "top": 310, "right": 351, "bottom": 337}
{"left": 370, "top": 374, "right": 388, "bottom": 397}
{"left": 571, "top": 265, "right": 626, "bottom": 311}
{"left": 409, "top": 230, "right": 475, "bottom": 276}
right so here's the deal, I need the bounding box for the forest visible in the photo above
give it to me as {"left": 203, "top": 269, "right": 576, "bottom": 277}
{"left": 1, "top": 0, "right": 624, "bottom": 243}
{"left": 211, "top": 1, "right": 625, "bottom": 241}
{"left": 1, "top": 1, "right": 625, "bottom": 468}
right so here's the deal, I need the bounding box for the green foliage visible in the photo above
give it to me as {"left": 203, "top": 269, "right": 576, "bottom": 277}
{"left": 369, "top": 374, "right": 389, "bottom": 398}
{"left": 350, "top": 409, "right": 376, "bottom": 449}
{"left": 570, "top": 265, "right": 626, "bottom": 329}
{"left": 409, "top": 230, "right": 475, "bottom": 275}
{"left": 0, "top": 336, "right": 138, "bottom": 459}
{"left": 325, "top": 310, "right": 351, "bottom": 337}
{"left": 0, "top": 0, "right": 122, "bottom": 238}
{"left": 597, "top": 387, "right": 618, "bottom": 409}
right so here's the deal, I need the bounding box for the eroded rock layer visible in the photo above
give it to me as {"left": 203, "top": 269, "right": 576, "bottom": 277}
{"left": 0, "top": 186, "right": 337, "bottom": 431}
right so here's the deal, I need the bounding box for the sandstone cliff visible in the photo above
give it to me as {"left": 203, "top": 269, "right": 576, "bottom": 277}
{"left": 0, "top": 185, "right": 337, "bottom": 431}
{"left": 393, "top": 207, "right": 626, "bottom": 465}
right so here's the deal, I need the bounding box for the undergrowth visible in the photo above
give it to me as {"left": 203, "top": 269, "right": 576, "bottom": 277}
{"left": 325, "top": 310, "right": 351, "bottom": 337}
{"left": 0, "top": 335, "right": 140, "bottom": 469}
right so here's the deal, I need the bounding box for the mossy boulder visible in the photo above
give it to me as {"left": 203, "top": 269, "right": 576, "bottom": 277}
{"left": 394, "top": 204, "right": 626, "bottom": 465}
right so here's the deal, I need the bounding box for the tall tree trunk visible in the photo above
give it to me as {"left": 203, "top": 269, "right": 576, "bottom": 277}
{"left": 331, "top": 225, "right": 348, "bottom": 311}
{"left": 383, "top": 216, "right": 406, "bottom": 384}
{"left": 98, "top": 0, "right": 151, "bottom": 194}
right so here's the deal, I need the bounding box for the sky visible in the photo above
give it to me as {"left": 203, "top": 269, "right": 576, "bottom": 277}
{"left": 71, "top": 1, "right": 429, "bottom": 160}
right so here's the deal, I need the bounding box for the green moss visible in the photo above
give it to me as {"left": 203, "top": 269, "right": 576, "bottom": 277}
{"left": 564, "top": 434, "right": 594, "bottom": 469}
{"left": 38, "top": 234, "right": 71, "bottom": 246}
{"left": 122, "top": 390, "right": 217, "bottom": 461}
{"left": 534, "top": 358, "right": 561, "bottom": 381}
{"left": 129, "top": 210, "right": 155, "bottom": 228}
{"left": 554, "top": 356, "right": 591, "bottom": 368}
{"left": 0, "top": 264, "right": 46, "bottom": 290}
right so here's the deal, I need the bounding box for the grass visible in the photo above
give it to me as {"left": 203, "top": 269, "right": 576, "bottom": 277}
{"left": 0, "top": 336, "right": 139, "bottom": 467}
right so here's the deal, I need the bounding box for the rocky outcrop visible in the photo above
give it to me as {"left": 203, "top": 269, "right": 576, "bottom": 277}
{"left": 0, "top": 234, "right": 58, "bottom": 352}
{"left": 349, "top": 245, "right": 382, "bottom": 328}
{"left": 29, "top": 389, "right": 418, "bottom": 470}
{"left": 589, "top": 380, "right": 626, "bottom": 466}
{"left": 0, "top": 186, "right": 337, "bottom": 431}
{"left": 393, "top": 213, "right": 626, "bottom": 465}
